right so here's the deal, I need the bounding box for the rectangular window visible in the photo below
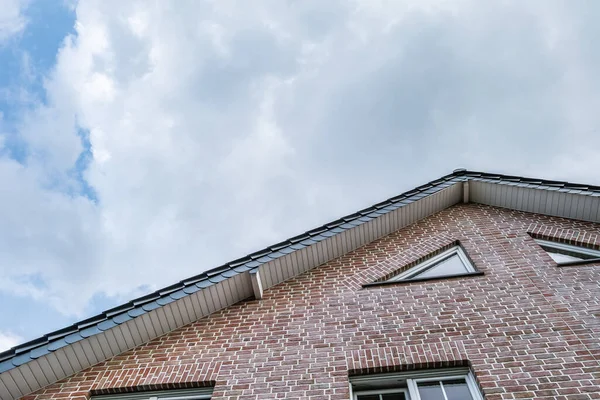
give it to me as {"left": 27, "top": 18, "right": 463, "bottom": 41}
{"left": 92, "top": 388, "right": 212, "bottom": 400}
{"left": 351, "top": 368, "right": 483, "bottom": 400}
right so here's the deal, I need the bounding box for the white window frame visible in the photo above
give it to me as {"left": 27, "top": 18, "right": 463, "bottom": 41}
{"left": 387, "top": 246, "right": 475, "bottom": 282}
{"left": 92, "top": 388, "right": 212, "bottom": 400}
{"left": 351, "top": 368, "right": 483, "bottom": 400}
{"left": 408, "top": 373, "right": 482, "bottom": 400}
{"left": 535, "top": 239, "right": 600, "bottom": 262}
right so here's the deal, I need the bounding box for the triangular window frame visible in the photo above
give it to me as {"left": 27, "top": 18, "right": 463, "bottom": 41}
{"left": 386, "top": 246, "right": 477, "bottom": 283}
{"left": 535, "top": 239, "right": 600, "bottom": 266}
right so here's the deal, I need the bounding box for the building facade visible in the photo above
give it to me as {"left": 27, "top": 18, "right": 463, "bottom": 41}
{"left": 1, "top": 170, "right": 599, "bottom": 400}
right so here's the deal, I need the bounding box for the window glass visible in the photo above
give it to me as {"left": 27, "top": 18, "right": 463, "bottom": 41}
{"left": 410, "top": 254, "right": 469, "bottom": 279}
{"left": 357, "top": 395, "right": 380, "bottom": 400}
{"left": 442, "top": 379, "right": 473, "bottom": 400}
{"left": 417, "top": 381, "right": 445, "bottom": 400}
{"left": 381, "top": 394, "right": 406, "bottom": 400}
{"left": 547, "top": 251, "right": 583, "bottom": 263}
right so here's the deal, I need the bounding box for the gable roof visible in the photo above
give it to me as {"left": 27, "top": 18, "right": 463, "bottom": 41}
{"left": 1, "top": 169, "right": 600, "bottom": 399}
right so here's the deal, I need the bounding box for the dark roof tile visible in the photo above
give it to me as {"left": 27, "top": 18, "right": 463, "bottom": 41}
{"left": 308, "top": 227, "right": 328, "bottom": 235}
{"left": 76, "top": 315, "right": 107, "bottom": 330}
{"left": 268, "top": 241, "right": 291, "bottom": 251}
{"left": 207, "top": 274, "right": 227, "bottom": 284}
{"left": 181, "top": 285, "right": 202, "bottom": 295}
{"left": 141, "top": 302, "right": 161, "bottom": 312}
{"left": 157, "top": 283, "right": 185, "bottom": 296}
{"left": 274, "top": 247, "right": 291, "bottom": 255}
{"left": 227, "top": 258, "right": 249, "bottom": 268}
{"left": 46, "top": 339, "right": 69, "bottom": 352}
{"left": 97, "top": 320, "right": 118, "bottom": 331}
{"left": 11, "top": 353, "right": 32, "bottom": 367}
{"left": 29, "top": 346, "right": 51, "bottom": 360}
{"left": 373, "top": 201, "right": 392, "bottom": 209}
{"left": 64, "top": 333, "right": 84, "bottom": 345}
{"left": 320, "top": 231, "right": 337, "bottom": 238}
{"left": 196, "top": 280, "right": 213, "bottom": 289}
{"left": 232, "top": 265, "right": 253, "bottom": 273}
{"left": 244, "top": 260, "right": 261, "bottom": 268}
{"left": 13, "top": 338, "right": 48, "bottom": 354}
{"left": 104, "top": 303, "right": 134, "bottom": 317}
{"left": 80, "top": 326, "right": 103, "bottom": 339}
{"left": 132, "top": 293, "right": 161, "bottom": 306}
{"left": 205, "top": 265, "right": 230, "bottom": 277}
{"left": 288, "top": 233, "right": 310, "bottom": 243}
{"left": 248, "top": 249, "right": 272, "bottom": 260}
{"left": 220, "top": 269, "right": 239, "bottom": 278}
{"left": 112, "top": 313, "right": 133, "bottom": 324}
{"left": 0, "top": 360, "right": 13, "bottom": 373}
{"left": 155, "top": 296, "right": 176, "bottom": 306}
{"left": 127, "top": 307, "right": 146, "bottom": 318}
{"left": 46, "top": 326, "right": 78, "bottom": 341}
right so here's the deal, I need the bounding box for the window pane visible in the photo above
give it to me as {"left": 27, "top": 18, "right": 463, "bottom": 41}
{"left": 357, "top": 395, "right": 380, "bottom": 400}
{"left": 443, "top": 379, "right": 473, "bottom": 400}
{"left": 547, "top": 251, "right": 583, "bottom": 263}
{"left": 417, "top": 381, "right": 445, "bottom": 400}
{"left": 412, "top": 254, "right": 468, "bottom": 279}
{"left": 382, "top": 393, "right": 406, "bottom": 400}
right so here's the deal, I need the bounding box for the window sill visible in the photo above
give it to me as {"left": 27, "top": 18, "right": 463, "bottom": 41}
{"left": 362, "top": 271, "right": 485, "bottom": 288}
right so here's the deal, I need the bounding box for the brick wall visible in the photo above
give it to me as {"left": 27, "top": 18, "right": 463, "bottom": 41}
{"left": 22, "top": 204, "right": 600, "bottom": 400}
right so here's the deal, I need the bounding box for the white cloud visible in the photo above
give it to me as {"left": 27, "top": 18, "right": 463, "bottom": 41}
{"left": 2, "top": 0, "right": 600, "bottom": 319}
{"left": 0, "top": 0, "right": 28, "bottom": 43}
{"left": 0, "top": 331, "right": 23, "bottom": 352}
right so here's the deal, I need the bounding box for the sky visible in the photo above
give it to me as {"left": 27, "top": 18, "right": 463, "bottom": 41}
{"left": 1, "top": 0, "right": 600, "bottom": 352}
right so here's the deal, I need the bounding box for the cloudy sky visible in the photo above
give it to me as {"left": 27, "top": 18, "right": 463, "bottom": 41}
{"left": 1, "top": 0, "right": 600, "bottom": 351}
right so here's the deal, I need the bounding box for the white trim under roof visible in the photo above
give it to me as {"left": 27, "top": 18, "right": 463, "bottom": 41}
{"left": 469, "top": 180, "right": 600, "bottom": 223}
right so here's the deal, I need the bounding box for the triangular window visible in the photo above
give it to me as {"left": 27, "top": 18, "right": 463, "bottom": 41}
{"left": 387, "top": 246, "right": 476, "bottom": 282}
{"left": 535, "top": 239, "right": 600, "bottom": 265}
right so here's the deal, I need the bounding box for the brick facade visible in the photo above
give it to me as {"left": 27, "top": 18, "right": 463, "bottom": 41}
{"left": 22, "top": 204, "right": 600, "bottom": 400}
